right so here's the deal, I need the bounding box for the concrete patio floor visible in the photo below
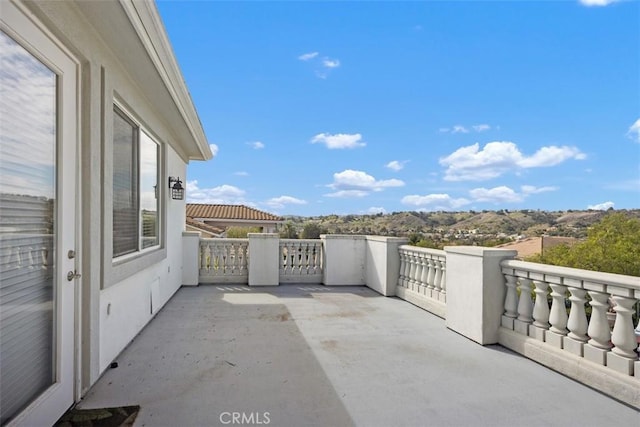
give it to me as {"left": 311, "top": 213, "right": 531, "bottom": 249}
{"left": 77, "top": 285, "right": 639, "bottom": 426}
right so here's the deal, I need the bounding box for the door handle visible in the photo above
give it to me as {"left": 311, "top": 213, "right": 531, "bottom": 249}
{"left": 67, "top": 270, "right": 81, "bottom": 281}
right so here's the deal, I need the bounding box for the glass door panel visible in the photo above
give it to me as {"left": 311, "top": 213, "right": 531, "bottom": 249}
{"left": 0, "top": 29, "right": 57, "bottom": 425}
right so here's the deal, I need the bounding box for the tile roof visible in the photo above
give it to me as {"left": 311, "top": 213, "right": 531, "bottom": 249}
{"left": 186, "top": 204, "right": 283, "bottom": 222}
{"left": 185, "top": 217, "right": 225, "bottom": 235}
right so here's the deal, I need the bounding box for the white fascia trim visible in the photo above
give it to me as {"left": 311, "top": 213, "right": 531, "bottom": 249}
{"left": 118, "top": 0, "right": 212, "bottom": 161}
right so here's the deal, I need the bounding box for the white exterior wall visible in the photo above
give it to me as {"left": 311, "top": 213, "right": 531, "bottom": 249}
{"left": 99, "top": 148, "right": 186, "bottom": 371}
{"left": 18, "top": 1, "right": 201, "bottom": 394}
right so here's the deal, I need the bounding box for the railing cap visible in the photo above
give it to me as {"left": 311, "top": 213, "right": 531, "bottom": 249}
{"left": 365, "top": 235, "right": 409, "bottom": 243}
{"left": 501, "top": 259, "right": 640, "bottom": 290}
{"left": 320, "top": 234, "right": 366, "bottom": 240}
{"left": 399, "top": 245, "right": 446, "bottom": 257}
{"left": 444, "top": 246, "right": 517, "bottom": 258}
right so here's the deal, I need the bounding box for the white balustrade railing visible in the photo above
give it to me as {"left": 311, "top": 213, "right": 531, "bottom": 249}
{"left": 199, "top": 238, "right": 249, "bottom": 283}
{"left": 501, "top": 259, "right": 640, "bottom": 376}
{"left": 397, "top": 245, "right": 447, "bottom": 316}
{"left": 279, "top": 239, "right": 323, "bottom": 283}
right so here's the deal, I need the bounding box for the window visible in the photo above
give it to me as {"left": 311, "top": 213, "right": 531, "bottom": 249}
{"left": 112, "top": 106, "right": 159, "bottom": 258}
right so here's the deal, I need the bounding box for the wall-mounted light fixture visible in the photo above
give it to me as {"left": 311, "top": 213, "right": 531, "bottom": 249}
{"left": 168, "top": 176, "right": 184, "bottom": 200}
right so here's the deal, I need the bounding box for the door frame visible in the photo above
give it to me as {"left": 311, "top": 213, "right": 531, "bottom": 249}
{"left": 1, "top": 1, "right": 81, "bottom": 425}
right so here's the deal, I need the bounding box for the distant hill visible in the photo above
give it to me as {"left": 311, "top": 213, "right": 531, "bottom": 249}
{"left": 282, "top": 209, "right": 640, "bottom": 241}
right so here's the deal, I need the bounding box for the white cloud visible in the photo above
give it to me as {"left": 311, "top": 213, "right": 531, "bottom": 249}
{"left": 367, "top": 207, "right": 387, "bottom": 214}
{"left": 324, "top": 190, "right": 370, "bottom": 198}
{"left": 186, "top": 180, "right": 249, "bottom": 205}
{"left": 452, "top": 125, "right": 469, "bottom": 134}
{"left": 386, "top": 160, "right": 407, "bottom": 171}
{"left": 467, "top": 184, "right": 559, "bottom": 204}
{"left": 469, "top": 186, "right": 524, "bottom": 203}
{"left": 473, "top": 124, "right": 491, "bottom": 132}
{"left": 322, "top": 58, "right": 340, "bottom": 68}
{"left": 440, "top": 124, "right": 492, "bottom": 134}
{"left": 298, "top": 52, "right": 319, "bottom": 61}
{"left": 247, "top": 141, "right": 265, "bottom": 150}
{"left": 521, "top": 185, "right": 559, "bottom": 195}
{"left": 234, "top": 171, "right": 249, "bottom": 176}
{"left": 401, "top": 193, "right": 470, "bottom": 211}
{"left": 518, "top": 145, "right": 586, "bottom": 167}
{"left": 440, "top": 141, "right": 586, "bottom": 181}
{"left": 588, "top": 201, "right": 615, "bottom": 210}
{"left": 626, "top": 118, "right": 640, "bottom": 143}
{"left": 266, "top": 195, "right": 307, "bottom": 209}
{"left": 311, "top": 133, "right": 366, "bottom": 149}
{"left": 579, "top": 0, "right": 618, "bottom": 6}
{"left": 209, "top": 144, "right": 219, "bottom": 157}
{"left": 299, "top": 52, "right": 340, "bottom": 78}
{"left": 325, "top": 169, "right": 404, "bottom": 197}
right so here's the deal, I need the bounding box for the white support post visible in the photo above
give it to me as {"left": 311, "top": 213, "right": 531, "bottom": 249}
{"left": 364, "top": 236, "right": 407, "bottom": 296}
{"left": 445, "top": 246, "right": 517, "bottom": 345}
{"left": 182, "top": 231, "right": 201, "bottom": 286}
{"left": 248, "top": 233, "right": 280, "bottom": 286}
{"left": 321, "top": 235, "right": 366, "bottom": 286}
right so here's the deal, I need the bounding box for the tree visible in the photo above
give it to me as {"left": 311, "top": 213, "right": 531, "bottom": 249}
{"left": 301, "top": 222, "right": 326, "bottom": 239}
{"left": 280, "top": 221, "right": 298, "bottom": 239}
{"left": 527, "top": 212, "right": 640, "bottom": 276}
{"left": 226, "top": 226, "right": 261, "bottom": 238}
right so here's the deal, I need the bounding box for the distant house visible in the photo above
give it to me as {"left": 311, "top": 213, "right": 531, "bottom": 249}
{"left": 496, "top": 236, "right": 578, "bottom": 259}
{"left": 186, "top": 204, "right": 284, "bottom": 235}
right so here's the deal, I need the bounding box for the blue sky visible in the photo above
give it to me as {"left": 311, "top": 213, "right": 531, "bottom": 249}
{"left": 157, "top": 0, "right": 639, "bottom": 216}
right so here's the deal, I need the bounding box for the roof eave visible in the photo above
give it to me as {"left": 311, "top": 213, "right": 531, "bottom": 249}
{"left": 119, "top": 0, "right": 211, "bottom": 161}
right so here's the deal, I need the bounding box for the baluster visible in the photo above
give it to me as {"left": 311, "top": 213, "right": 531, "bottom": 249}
{"left": 584, "top": 290, "right": 612, "bottom": 365}
{"left": 417, "top": 254, "right": 427, "bottom": 295}
{"left": 279, "top": 243, "right": 286, "bottom": 273}
{"left": 398, "top": 250, "right": 407, "bottom": 288}
{"left": 530, "top": 280, "right": 550, "bottom": 341}
{"left": 517, "top": 278, "right": 534, "bottom": 322}
{"left": 414, "top": 253, "right": 424, "bottom": 293}
{"left": 567, "top": 288, "right": 588, "bottom": 341}
{"left": 221, "top": 243, "right": 228, "bottom": 274}
{"left": 432, "top": 258, "right": 443, "bottom": 300}
{"left": 289, "top": 242, "right": 297, "bottom": 274}
{"left": 513, "top": 277, "right": 534, "bottom": 335}
{"left": 439, "top": 259, "right": 446, "bottom": 301}
{"left": 211, "top": 243, "right": 219, "bottom": 273}
{"left": 407, "top": 252, "right": 417, "bottom": 290}
{"left": 227, "top": 242, "right": 234, "bottom": 275}
{"left": 426, "top": 258, "right": 436, "bottom": 297}
{"left": 232, "top": 242, "right": 240, "bottom": 275}
{"left": 283, "top": 242, "right": 291, "bottom": 274}
{"left": 243, "top": 242, "right": 249, "bottom": 273}
{"left": 502, "top": 274, "right": 518, "bottom": 329}
{"left": 303, "top": 242, "right": 310, "bottom": 275}
{"left": 295, "top": 242, "right": 303, "bottom": 274}
{"left": 199, "top": 242, "right": 206, "bottom": 272}
{"left": 564, "top": 287, "right": 589, "bottom": 355}
{"left": 547, "top": 283, "right": 568, "bottom": 348}
{"left": 610, "top": 296, "right": 639, "bottom": 360}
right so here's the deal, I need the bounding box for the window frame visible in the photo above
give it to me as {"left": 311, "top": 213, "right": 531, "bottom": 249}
{"left": 102, "top": 98, "right": 166, "bottom": 288}
{"left": 112, "top": 105, "right": 160, "bottom": 259}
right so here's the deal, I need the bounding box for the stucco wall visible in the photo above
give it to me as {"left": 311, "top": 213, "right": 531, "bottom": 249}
{"left": 99, "top": 149, "right": 186, "bottom": 371}
{"left": 21, "top": 1, "right": 195, "bottom": 389}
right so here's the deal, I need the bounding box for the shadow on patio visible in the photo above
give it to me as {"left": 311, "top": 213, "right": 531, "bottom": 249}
{"left": 77, "top": 285, "right": 639, "bottom": 426}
